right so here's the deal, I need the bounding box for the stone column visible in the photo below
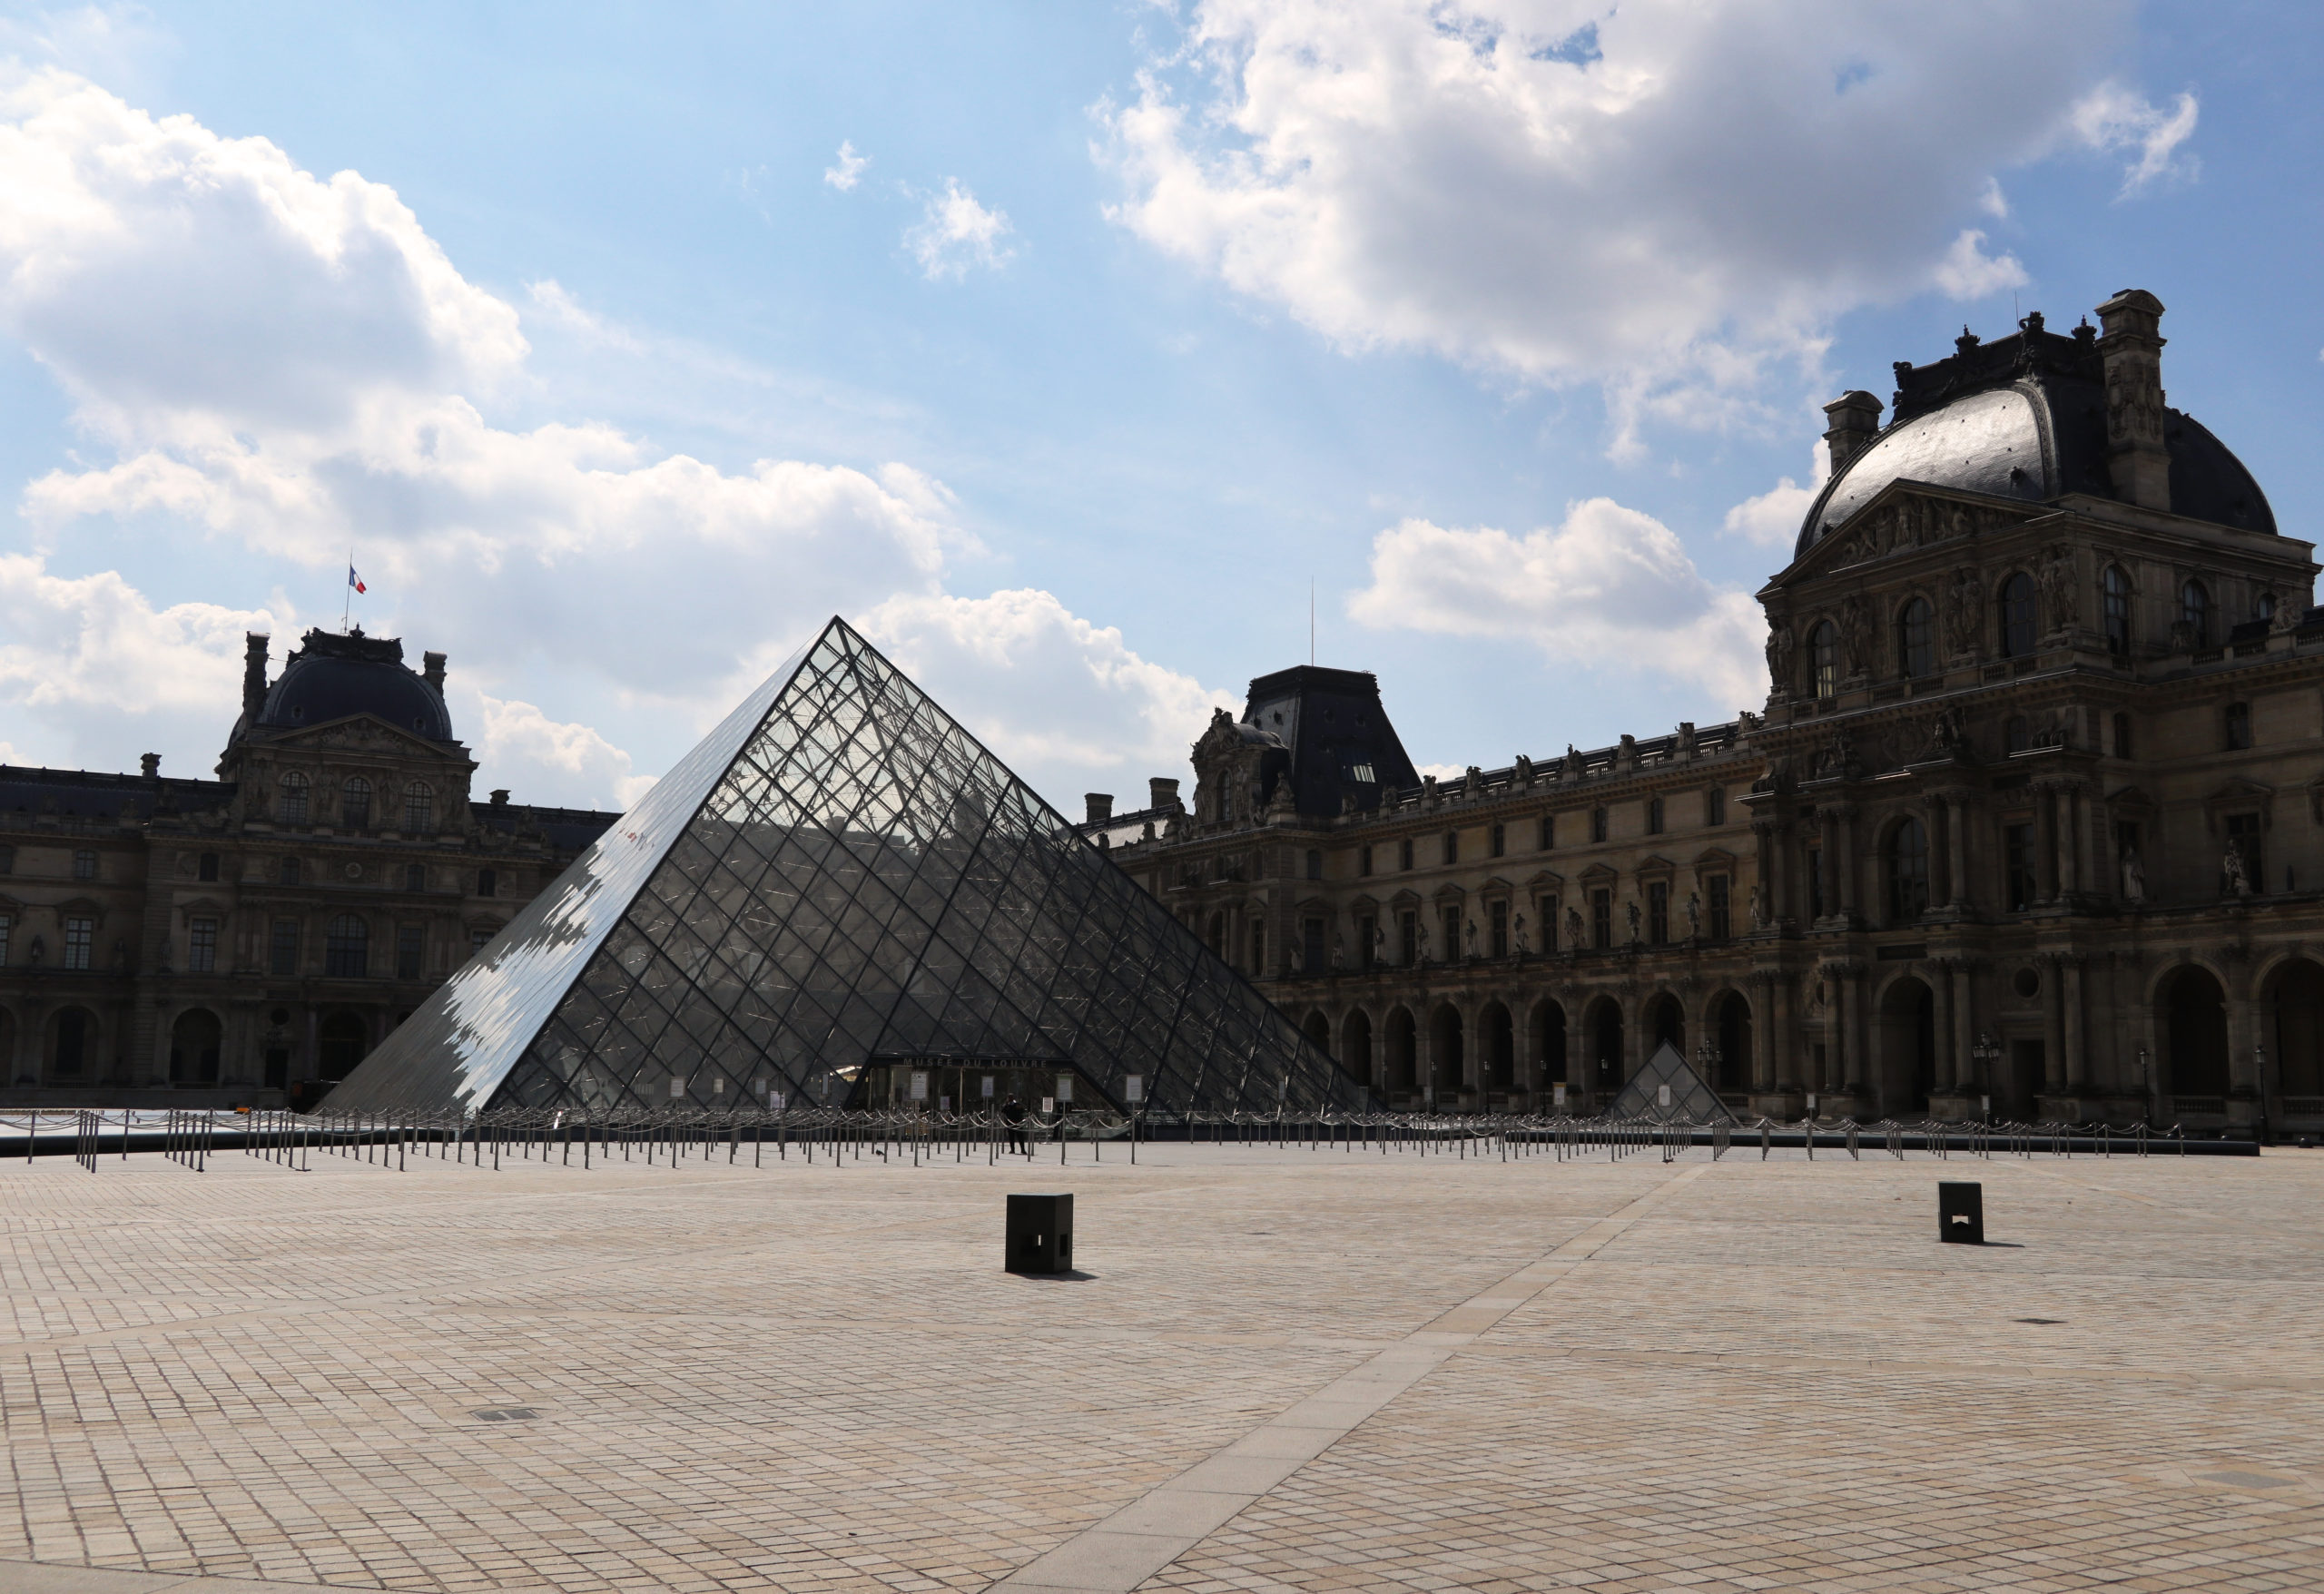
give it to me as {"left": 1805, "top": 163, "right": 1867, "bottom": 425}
{"left": 1566, "top": 998, "right": 1588, "bottom": 1107}
{"left": 2063, "top": 956, "right": 2087, "bottom": 1090}
{"left": 1945, "top": 792, "right": 1971, "bottom": 909}
{"left": 2035, "top": 786, "right": 2061, "bottom": 903}
{"left": 1933, "top": 958, "right": 1959, "bottom": 1091}
{"left": 2059, "top": 787, "right": 2083, "bottom": 897}
{"left": 1751, "top": 974, "right": 1777, "bottom": 1091}
{"left": 1832, "top": 807, "right": 1859, "bottom": 921}
{"left": 1843, "top": 963, "right": 1869, "bottom": 1095}
{"left": 1753, "top": 820, "right": 1784, "bottom": 927}
{"left": 1824, "top": 968, "right": 1846, "bottom": 1094}
{"left": 1951, "top": 959, "right": 1977, "bottom": 1096}
{"left": 2041, "top": 959, "right": 2066, "bottom": 1093}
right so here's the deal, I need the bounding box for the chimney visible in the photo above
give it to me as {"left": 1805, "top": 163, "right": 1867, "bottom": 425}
{"left": 422, "top": 650, "right": 447, "bottom": 691}
{"left": 1148, "top": 777, "right": 1180, "bottom": 811}
{"left": 2095, "top": 289, "right": 2171, "bottom": 511}
{"left": 241, "top": 634, "right": 270, "bottom": 721}
{"left": 140, "top": 753, "right": 160, "bottom": 779}
{"left": 1821, "top": 390, "right": 1883, "bottom": 476}
{"left": 489, "top": 789, "right": 509, "bottom": 807}
{"left": 1084, "top": 793, "right": 1114, "bottom": 826}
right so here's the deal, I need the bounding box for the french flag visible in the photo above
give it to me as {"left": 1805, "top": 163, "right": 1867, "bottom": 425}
{"left": 348, "top": 565, "right": 367, "bottom": 595}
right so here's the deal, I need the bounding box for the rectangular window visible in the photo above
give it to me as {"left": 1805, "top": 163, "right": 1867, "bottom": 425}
{"left": 1541, "top": 895, "right": 1559, "bottom": 953}
{"left": 1305, "top": 849, "right": 1322, "bottom": 881}
{"left": 2004, "top": 823, "right": 2036, "bottom": 911}
{"left": 0, "top": 844, "right": 15, "bottom": 873}
{"left": 2113, "top": 713, "right": 2132, "bottom": 759}
{"left": 1249, "top": 922, "right": 1266, "bottom": 974}
{"left": 263, "top": 1048, "right": 289, "bottom": 1090}
{"left": 1590, "top": 807, "right": 1609, "bottom": 844}
{"left": 1399, "top": 837, "right": 1414, "bottom": 871}
{"left": 1708, "top": 875, "right": 1731, "bottom": 941}
{"left": 198, "top": 852, "right": 220, "bottom": 882}
{"left": 1538, "top": 813, "right": 1554, "bottom": 850}
{"left": 1490, "top": 822, "right": 1505, "bottom": 858}
{"left": 1707, "top": 787, "right": 1726, "bottom": 826}
{"left": 2226, "top": 702, "right": 2252, "bottom": 751}
{"left": 468, "top": 929, "right": 493, "bottom": 960}
{"left": 396, "top": 925, "right": 426, "bottom": 980}
{"left": 1399, "top": 911, "right": 1418, "bottom": 966}
{"left": 1648, "top": 881, "right": 1669, "bottom": 945}
{"left": 1443, "top": 906, "right": 1462, "bottom": 961}
{"left": 1590, "top": 889, "right": 1612, "bottom": 950}
{"left": 1357, "top": 914, "right": 1376, "bottom": 969}
{"left": 1490, "top": 899, "right": 1508, "bottom": 958}
{"left": 1301, "top": 917, "right": 1324, "bottom": 973}
{"left": 1647, "top": 798, "right": 1665, "bottom": 836}
{"left": 64, "top": 916, "right": 93, "bottom": 970}
{"left": 2227, "top": 813, "right": 2264, "bottom": 895}
{"left": 1807, "top": 848, "right": 1826, "bottom": 920}
{"left": 0, "top": 912, "right": 11, "bottom": 965}
{"left": 406, "top": 863, "right": 427, "bottom": 892}
{"left": 188, "top": 917, "right": 217, "bottom": 973}
{"left": 72, "top": 849, "right": 96, "bottom": 881}
{"left": 271, "top": 919, "right": 300, "bottom": 977}
{"left": 1441, "top": 831, "right": 1458, "bottom": 866}
{"left": 281, "top": 857, "right": 300, "bottom": 887}
{"left": 1359, "top": 844, "right": 1374, "bottom": 877}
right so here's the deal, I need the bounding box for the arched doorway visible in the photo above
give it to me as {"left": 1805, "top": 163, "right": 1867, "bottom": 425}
{"left": 1645, "top": 991, "right": 1684, "bottom": 1056}
{"left": 1531, "top": 999, "right": 1568, "bottom": 1087}
{"left": 318, "top": 1012, "right": 369, "bottom": 1086}
{"left": 45, "top": 1007, "right": 95, "bottom": 1087}
{"left": 0, "top": 1009, "right": 17, "bottom": 1085}
{"left": 1302, "top": 1010, "right": 1333, "bottom": 1058}
{"left": 2268, "top": 958, "right": 2324, "bottom": 1098}
{"left": 1714, "top": 992, "right": 1752, "bottom": 1093}
{"left": 1342, "top": 1009, "right": 1374, "bottom": 1088}
{"left": 2162, "top": 966, "right": 2230, "bottom": 1099}
{"left": 169, "top": 1009, "right": 222, "bottom": 1087}
{"left": 1385, "top": 1008, "right": 1417, "bottom": 1094}
{"left": 1480, "top": 1002, "right": 1514, "bottom": 1092}
{"left": 1430, "top": 1004, "right": 1465, "bottom": 1097}
{"left": 1588, "top": 997, "right": 1624, "bottom": 1090}
{"left": 1876, "top": 977, "right": 1937, "bottom": 1114}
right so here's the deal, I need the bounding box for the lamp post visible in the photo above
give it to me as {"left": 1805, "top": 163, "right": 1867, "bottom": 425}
{"left": 2254, "top": 1042, "right": 2270, "bottom": 1146}
{"left": 2136, "top": 1046, "right": 2152, "bottom": 1128}
{"left": 1972, "top": 1031, "right": 2001, "bottom": 1122}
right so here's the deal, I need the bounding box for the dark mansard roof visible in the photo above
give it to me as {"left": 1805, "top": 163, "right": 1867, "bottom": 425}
{"left": 243, "top": 628, "right": 455, "bottom": 743}
{"left": 1796, "top": 314, "right": 2276, "bottom": 558}
{"left": 1242, "top": 665, "right": 1420, "bottom": 820}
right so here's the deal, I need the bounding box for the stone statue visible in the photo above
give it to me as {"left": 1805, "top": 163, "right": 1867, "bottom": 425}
{"left": 1945, "top": 567, "right": 1982, "bottom": 655}
{"left": 1766, "top": 625, "right": 1796, "bottom": 687}
{"left": 2040, "top": 546, "right": 2079, "bottom": 629}
{"left": 1685, "top": 891, "right": 1701, "bottom": 940}
{"left": 1464, "top": 918, "right": 1479, "bottom": 959}
{"left": 2224, "top": 841, "right": 2251, "bottom": 899}
{"left": 1566, "top": 905, "right": 1585, "bottom": 950}
{"left": 1626, "top": 900, "right": 1642, "bottom": 943}
{"left": 2121, "top": 848, "right": 2147, "bottom": 904}
{"left": 1513, "top": 913, "right": 1529, "bottom": 955}
{"left": 1748, "top": 882, "right": 1767, "bottom": 930}
{"left": 1839, "top": 595, "right": 1872, "bottom": 677}
{"left": 1329, "top": 931, "right": 1344, "bottom": 970}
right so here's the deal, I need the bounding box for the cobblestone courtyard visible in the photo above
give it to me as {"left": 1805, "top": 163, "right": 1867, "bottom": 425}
{"left": 1, "top": 1137, "right": 2319, "bottom": 1594}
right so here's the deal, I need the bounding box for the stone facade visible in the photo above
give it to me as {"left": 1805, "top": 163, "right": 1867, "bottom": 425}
{"left": 0, "top": 628, "right": 617, "bottom": 1108}
{"left": 1088, "top": 291, "right": 2324, "bottom": 1136}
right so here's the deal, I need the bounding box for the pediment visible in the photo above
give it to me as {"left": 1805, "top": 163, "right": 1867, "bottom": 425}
{"left": 262, "top": 714, "right": 469, "bottom": 761}
{"left": 1524, "top": 868, "right": 1565, "bottom": 890}
{"left": 1578, "top": 861, "right": 1619, "bottom": 884}
{"left": 1634, "top": 852, "right": 1677, "bottom": 878}
{"left": 1770, "top": 481, "right": 2037, "bottom": 594}
{"left": 1690, "top": 846, "right": 1739, "bottom": 872}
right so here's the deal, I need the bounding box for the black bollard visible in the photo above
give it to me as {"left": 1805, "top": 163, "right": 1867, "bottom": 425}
{"left": 1937, "top": 1181, "right": 1984, "bottom": 1244}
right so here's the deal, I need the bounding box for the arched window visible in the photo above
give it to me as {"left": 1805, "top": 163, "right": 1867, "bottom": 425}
{"left": 1897, "top": 597, "right": 1935, "bottom": 679}
{"left": 1999, "top": 573, "right": 2038, "bottom": 657}
{"left": 278, "top": 772, "right": 310, "bottom": 824}
{"left": 2102, "top": 566, "right": 2132, "bottom": 654}
{"left": 2181, "top": 579, "right": 2211, "bottom": 646}
{"left": 1889, "top": 817, "right": 1930, "bottom": 921}
{"left": 341, "top": 777, "right": 372, "bottom": 830}
{"left": 324, "top": 915, "right": 369, "bottom": 978}
{"left": 1809, "top": 621, "right": 1838, "bottom": 698}
{"left": 403, "top": 782, "right": 433, "bottom": 832}
{"left": 2257, "top": 591, "right": 2277, "bottom": 625}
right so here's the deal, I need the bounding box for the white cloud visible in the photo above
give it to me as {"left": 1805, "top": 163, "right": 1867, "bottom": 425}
{"left": 1348, "top": 498, "right": 1767, "bottom": 710}
{"left": 1723, "top": 477, "right": 1820, "bottom": 550}
{"left": 2067, "top": 82, "right": 2198, "bottom": 194}
{"left": 823, "top": 139, "right": 869, "bottom": 191}
{"left": 1932, "top": 228, "right": 2029, "bottom": 301}
{"left": 861, "top": 588, "right": 1234, "bottom": 802}
{"left": 1098, "top": 0, "right": 2148, "bottom": 450}
{"left": 458, "top": 686, "right": 654, "bottom": 810}
{"left": 1978, "top": 176, "right": 2011, "bottom": 218}
{"left": 905, "top": 179, "right": 1014, "bottom": 280}
{"left": 0, "top": 68, "right": 969, "bottom": 710}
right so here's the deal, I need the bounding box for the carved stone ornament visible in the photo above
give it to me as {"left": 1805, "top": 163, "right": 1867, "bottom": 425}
{"left": 1765, "top": 625, "right": 1796, "bottom": 685}
{"left": 2040, "top": 545, "right": 2080, "bottom": 630}
{"left": 1944, "top": 567, "right": 1982, "bottom": 656}
{"left": 1839, "top": 595, "right": 1872, "bottom": 677}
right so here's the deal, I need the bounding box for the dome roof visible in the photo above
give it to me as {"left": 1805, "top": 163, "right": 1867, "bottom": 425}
{"left": 249, "top": 628, "right": 454, "bottom": 742}
{"left": 1797, "top": 317, "right": 2275, "bottom": 557}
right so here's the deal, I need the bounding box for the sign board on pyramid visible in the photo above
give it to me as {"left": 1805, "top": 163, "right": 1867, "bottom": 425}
{"left": 1604, "top": 1041, "right": 1734, "bottom": 1123}
{"left": 324, "top": 617, "right": 1374, "bottom": 1118}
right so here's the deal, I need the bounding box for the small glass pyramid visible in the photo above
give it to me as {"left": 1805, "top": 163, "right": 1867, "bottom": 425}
{"left": 327, "top": 617, "right": 1370, "bottom": 1118}
{"left": 1605, "top": 1041, "right": 1734, "bottom": 1123}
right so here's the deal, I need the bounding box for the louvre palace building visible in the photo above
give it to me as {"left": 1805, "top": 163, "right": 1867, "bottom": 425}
{"left": 0, "top": 629, "right": 617, "bottom": 1107}
{"left": 1084, "top": 290, "right": 2324, "bottom": 1136}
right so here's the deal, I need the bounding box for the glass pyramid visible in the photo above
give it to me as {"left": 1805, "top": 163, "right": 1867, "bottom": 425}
{"left": 327, "top": 617, "right": 1371, "bottom": 1118}
{"left": 1606, "top": 1041, "right": 1734, "bottom": 1123}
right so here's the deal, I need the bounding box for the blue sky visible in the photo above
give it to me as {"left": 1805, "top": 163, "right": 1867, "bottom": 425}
{"left": 0, "top": 1, "right": 2317, "bottom": 813}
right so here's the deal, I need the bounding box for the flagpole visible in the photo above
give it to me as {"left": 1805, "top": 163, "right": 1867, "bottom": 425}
{"left": 343, "top": 547, "right": 352, "bottom": 633}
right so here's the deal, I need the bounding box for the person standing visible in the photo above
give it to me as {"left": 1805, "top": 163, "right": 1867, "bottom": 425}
{"left": 1003, "top": 1094, "right": 1029, "bottom": 1156}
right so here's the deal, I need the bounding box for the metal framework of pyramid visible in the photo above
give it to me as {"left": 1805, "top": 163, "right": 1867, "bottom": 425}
{"left": 1605, "top": 1041, "right": 1735, "bottom": 1123}
{"left": 326, "top": 617, "right": 1372, "bottom": 1118}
